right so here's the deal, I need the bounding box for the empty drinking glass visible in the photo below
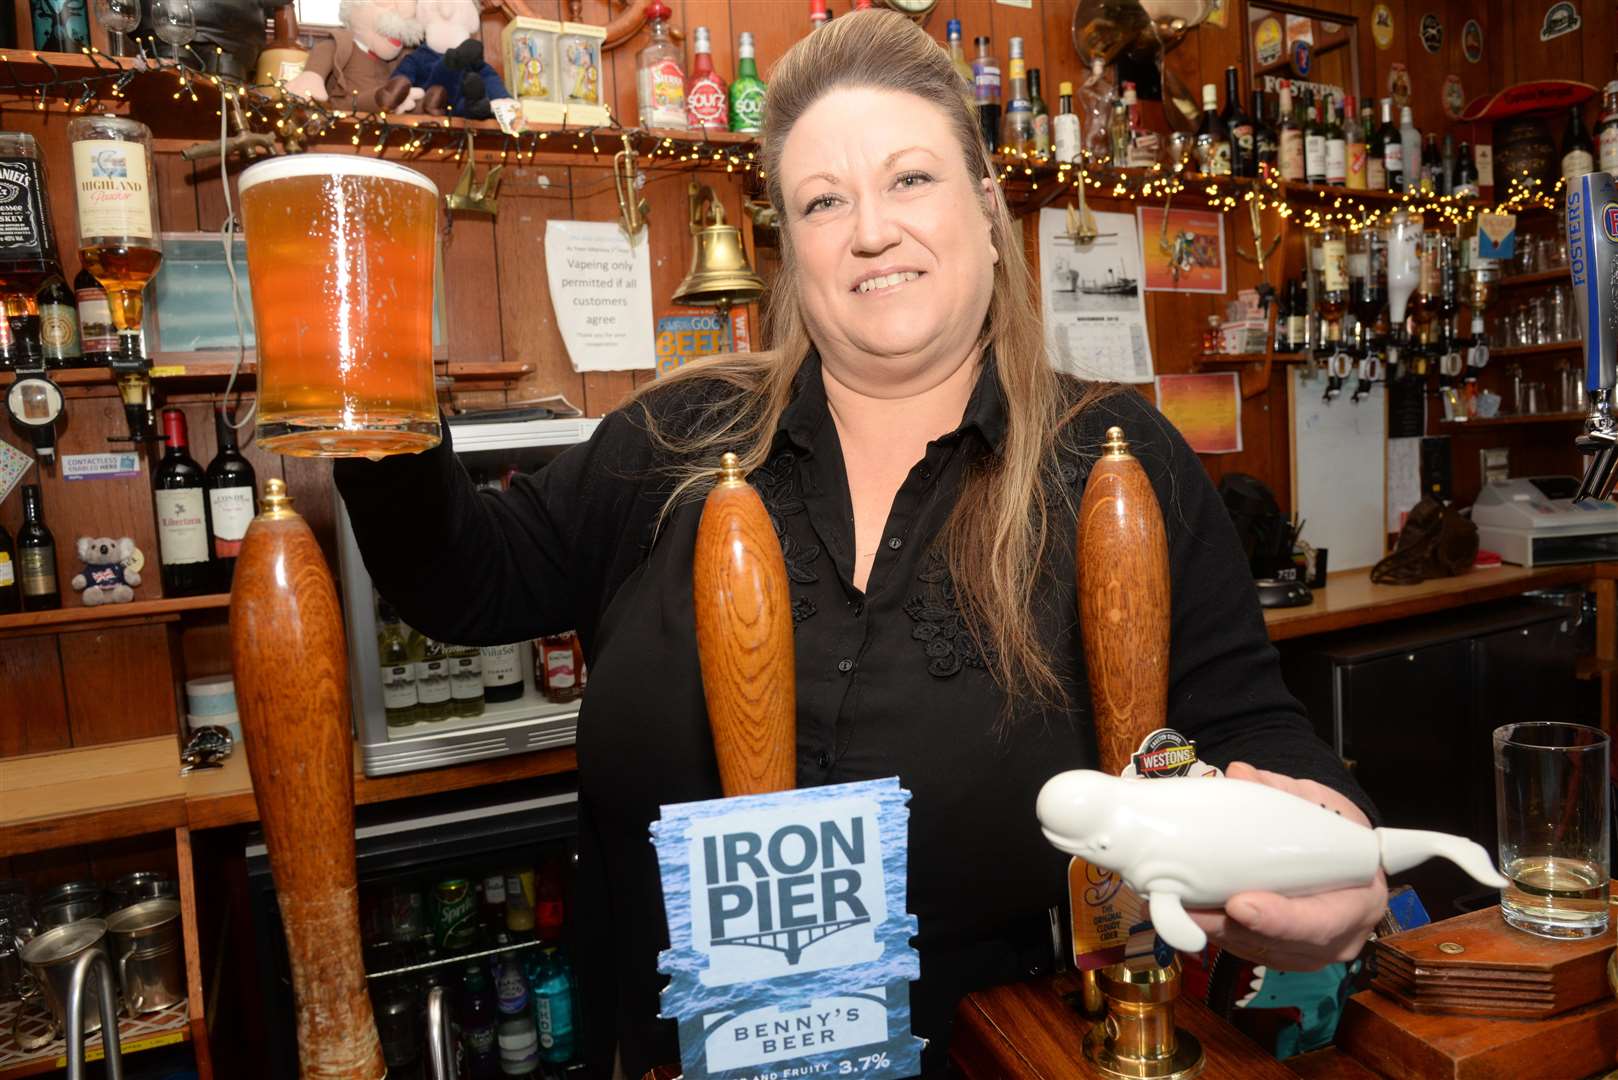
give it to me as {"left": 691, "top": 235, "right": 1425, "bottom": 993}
{"left": 153, "top": 0, "right": 194, "bottom": 59}
{"left": 93, "top": 0, "right": 139, "bottom": 55}
{"left": 1494, "top": 722, "right": 1610, "bottom": 938}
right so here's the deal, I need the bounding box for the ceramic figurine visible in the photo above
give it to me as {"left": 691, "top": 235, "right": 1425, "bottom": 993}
{"left": 1036, "top": 769, "right": 1508, "bottom": 953}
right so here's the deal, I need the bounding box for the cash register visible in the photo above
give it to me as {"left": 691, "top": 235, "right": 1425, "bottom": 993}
{"left": 1471, "top": 475, "right": 1618, "bottom": 567}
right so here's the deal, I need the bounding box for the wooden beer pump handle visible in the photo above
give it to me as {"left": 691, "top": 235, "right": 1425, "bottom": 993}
{"left": 1077, "top": 427, "right": 1171, "bottom": 777}
{"left": 693, "top": 453, "right": 798, "bottom": 797}
{"left": 230, "top": 479, "right": 385, "bottom": 1080}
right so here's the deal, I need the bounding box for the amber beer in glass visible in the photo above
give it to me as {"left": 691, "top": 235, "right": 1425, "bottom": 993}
{"left": 239, "top": 155, "right": 440, "bottom": 457}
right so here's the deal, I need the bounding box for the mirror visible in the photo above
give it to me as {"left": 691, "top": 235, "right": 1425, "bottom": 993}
{"left": 1247, "top": 4, "right": 1363, "bottom": 110}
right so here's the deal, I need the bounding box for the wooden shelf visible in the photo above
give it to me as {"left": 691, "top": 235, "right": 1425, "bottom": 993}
{"left": 1497, "top": 268, "right": 1572, "bottom": 289}
{"left": 0, "top": 593, "right": 228, "bottom": 639}
{"left": 1490, "top": 341, "right": 1582, "bottom": 358}
{"left": 0, "top": 359, "right": 533, "bottom": 388}
{"left": 0, "top": 734, "right": 578, "bottom": 856}
{"left": 1198, "top": 351, "right": 1308, "bottom": 364}
{"left": 1435, "top": 410, "right": 1586, "bottom": 430}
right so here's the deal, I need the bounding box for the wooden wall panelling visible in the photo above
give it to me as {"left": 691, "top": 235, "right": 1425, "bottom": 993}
{"left": 60, "top": 622, "right": 182, "bottom": 746}
{"left": 500, "top": 161, "right": 589, "bottom": 408}
{"left": 2, "top": 392, "right": 165, "bottom": 602}
{"left": 572, "top": 162, "right": 640, "bottom": 414}
{"left": 0, "top": 635, "right": 70, "bottom": 755}
{"left": 1580, "top": 3, "right": 1616, "bottom": 88}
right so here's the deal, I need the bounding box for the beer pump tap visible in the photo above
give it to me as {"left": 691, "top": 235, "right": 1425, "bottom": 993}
{"left": 1569, "top": 171, "right": 1618, "bottom": 502}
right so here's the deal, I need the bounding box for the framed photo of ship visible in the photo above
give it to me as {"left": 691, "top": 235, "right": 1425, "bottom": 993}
{"left": 1137, "top": 206, "right": 1227, "bottom": 294}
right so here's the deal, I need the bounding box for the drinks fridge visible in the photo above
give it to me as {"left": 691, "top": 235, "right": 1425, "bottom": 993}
{"left": 336, "top": 412, "right": 600, "bottom": 776}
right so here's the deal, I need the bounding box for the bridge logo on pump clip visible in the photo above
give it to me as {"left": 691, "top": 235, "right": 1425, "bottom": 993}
{"left": 1603, "top": 203, "right": 1618, "bottom": 242}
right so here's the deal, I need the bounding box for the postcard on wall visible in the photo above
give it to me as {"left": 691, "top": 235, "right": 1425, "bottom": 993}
{"left": 1137, "top": 207, "right": 1227, "bottom": 294}
{"left": 1039, "top": 207, "right": 1154, "bottom": 384}
{"left": 1155, "top": 372, "right": 1243, "bottom": 454}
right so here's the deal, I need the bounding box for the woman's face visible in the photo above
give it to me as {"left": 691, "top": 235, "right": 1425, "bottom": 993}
{"left": 779, "top": 87, "right": 998, "bottom": 391}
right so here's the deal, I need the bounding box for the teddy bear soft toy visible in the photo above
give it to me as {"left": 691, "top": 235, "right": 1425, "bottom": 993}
{"left": 394, "top": 0, "right": 514, "bottom": 119}
{"left": 283, "top": 0, "right": 426, "bottom": 113}
{"left": 71, "top": 537, "right": 142, "bottom": 606}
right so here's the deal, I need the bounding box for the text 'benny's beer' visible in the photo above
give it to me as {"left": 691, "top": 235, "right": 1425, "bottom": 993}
{"left": 239, "top": 154, "right": 440, "bottom": 458}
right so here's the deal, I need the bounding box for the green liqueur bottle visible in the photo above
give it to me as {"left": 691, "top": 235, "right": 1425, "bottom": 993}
{"left": 729, "top": 31, "right": 766, "bottom": 134}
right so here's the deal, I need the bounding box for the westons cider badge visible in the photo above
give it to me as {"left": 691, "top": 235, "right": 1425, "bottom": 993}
{"left": 654, "top": 777, "right": 924, "bottom": 1080}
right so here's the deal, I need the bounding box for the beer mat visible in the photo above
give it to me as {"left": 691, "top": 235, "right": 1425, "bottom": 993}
{"left": 0, "top": 439, "right": 31, "bottom": 506}
{"left": 1370, "top": 904, "right": 1615, "bottom": 1020}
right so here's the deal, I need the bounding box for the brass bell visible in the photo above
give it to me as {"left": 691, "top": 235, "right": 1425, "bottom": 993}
{"left": 673, "top": 181, "right": 766, "bottom": 313}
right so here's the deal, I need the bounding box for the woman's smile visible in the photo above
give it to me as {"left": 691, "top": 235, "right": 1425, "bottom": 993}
{"left": 853, "top": 269, "right": 925, "bottom": 296}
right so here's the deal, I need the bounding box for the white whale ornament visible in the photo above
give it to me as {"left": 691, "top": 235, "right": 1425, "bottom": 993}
{"left": 1036, "top": 770, "right": 1508, "bottom": 954}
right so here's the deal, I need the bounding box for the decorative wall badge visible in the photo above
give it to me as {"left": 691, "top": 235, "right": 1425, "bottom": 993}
{"left": 1420, "top": 13, "right": 1443, "bottom": 53}
{"left": 654, "top": 778, "right": 925, "bottom": 1080}
{"left": 1291, "top": 39, "right": 1312, "bottom": 78}
{"left": 1540, "top": 2, "right": 1581, "bottom": 41}
{"left": 1444, "top": 74, "right": 1466, "bottom": 119}
{"left": 1462, "top": 19, "right": 1484, "bottom": 62}
{"left": 1388, "top": 63, "right": 1412, "bottom": 113}
{"left": 1254, "top": 17, "right": 1283, "bottom": 67}
{"left": 1372, "top": 4, "right": 1395, "bottom": 50}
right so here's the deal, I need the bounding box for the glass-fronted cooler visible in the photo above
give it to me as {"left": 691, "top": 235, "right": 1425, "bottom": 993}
{"left": 336, "top": 413, "right": 600, "bottom": 776}
{"left": 247, "top": 779, "right": 584, "bottom": 1078}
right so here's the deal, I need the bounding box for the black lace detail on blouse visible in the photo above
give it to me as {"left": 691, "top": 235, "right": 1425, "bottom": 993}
{"left": 903, "top": 549, "right": 997, "bottom": 677}
{"left": 749, "top": 450, "right": 820, "bottom": 624}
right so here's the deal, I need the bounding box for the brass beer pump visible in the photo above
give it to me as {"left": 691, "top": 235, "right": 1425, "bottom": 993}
{"left": 1073, "top": 427, "right": 1203, "bottom": 1080}
{"left": 230, "top": 479, "right": 387, "bottom": 1080}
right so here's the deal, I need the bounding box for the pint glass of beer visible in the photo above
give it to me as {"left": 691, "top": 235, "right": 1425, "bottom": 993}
{"left": 239, "top": 155, "right": 440, "bottom": 457}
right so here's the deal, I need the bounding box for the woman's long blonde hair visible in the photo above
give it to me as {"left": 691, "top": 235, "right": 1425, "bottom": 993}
{"left": 634, "top": 9, "right": 1113, "bottom": 709}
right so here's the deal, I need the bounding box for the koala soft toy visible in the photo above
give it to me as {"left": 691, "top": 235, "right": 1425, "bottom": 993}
{"left": 71, "top": 537, "right": 142, "bottom": 606}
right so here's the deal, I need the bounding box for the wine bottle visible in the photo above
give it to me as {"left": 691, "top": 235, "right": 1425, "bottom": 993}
{"left": 154, "top": 407, "right": 214, "bottom": 597}
{"left": 1028, "top": 68, "right": 1051, "bottom": 156}
{"left": 1421, "top": 132, "right": 1441, "bottom": 195}
{"left": 1318, "top": 225, "right": 1349, "bottom": 344}
{"left": 1304, "top": 91, "right": 1327, "bottom": 185}
{"left": 1194, "top": 82, "right": 1230, "bottom": 175}
{"left": 1278, "top": 82, "right": 1303, "bottom": 182}
{"left": 1365, "top": 102, "right": 1386, "bottom": 190}
{"left": 1253, "top": 89, "right": 1278, "bottom": 171}
{"left": 1324, "top": 96, "right": 1346, "bottom": 185}
{"left": 18, "top": 483, "right": 58, "bottom": 611}
{"left": 1453, "top": 141, "right": 1480, "bottom": 199}
{"left": 0, "top": 521, "right": 20, "bottom": 614}
{"left": 205, "top": 404, "right": 257, "bottom": 590}
{"left": 1563, "top": 103, "right": 1595, "bottom": 182}
{"left": 1380, "top": 99, "right": 1403, "bottom": 192}
{"left": 1221, "top": 66, "right": 1255, "bottom": 178}
{"left": 409, "top": 627, "right": 452, "bottom": 722}
{"left": 1286, "top": 277, "right": 1308, "bottom": 353}
{"left": 1598, "top": 81, "right": 1618, "bottom": 176}
{"left": 377, "top": 601, "right": 419, "bottom": 729}
{"left": 448, "top": 642, "right": 485, "bottom": 718}
{"left": 1344, "top": 97, "right": 1366, "bottom": 189}
{"left": 480, "top": 642, "right": 524, "bottom": 703}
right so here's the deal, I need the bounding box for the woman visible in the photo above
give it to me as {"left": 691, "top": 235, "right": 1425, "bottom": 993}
{"left": 336, "top": 11, "right": 1384, "bottom": 1076}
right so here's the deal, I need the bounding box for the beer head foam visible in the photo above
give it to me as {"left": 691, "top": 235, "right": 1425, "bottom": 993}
{"left": 238, "top": 153, "right": 438, "bottom": 197}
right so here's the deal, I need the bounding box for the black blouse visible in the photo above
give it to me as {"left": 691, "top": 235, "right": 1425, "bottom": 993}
{"left": 334, "top": 353, "right": 1370, "bottom": 1078}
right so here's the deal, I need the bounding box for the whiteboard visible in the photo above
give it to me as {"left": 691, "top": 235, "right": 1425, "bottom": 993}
{"left": 1289, "top": 368, "right": 1388, "bottom": 573}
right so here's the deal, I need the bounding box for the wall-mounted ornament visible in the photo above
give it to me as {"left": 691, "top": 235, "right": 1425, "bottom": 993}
{"left": 1444, "top": 74, "right": 1466, "bottom": 119}
{"left": 1290, "top": 39, "right": 1312, "bottom": 78}
{"left": 1540, "top": 2, "right": 1581, "bottom": 41}
{"left": 1371, "top": 4, "right": 1394, "bottom": 50}
{"left": 1388, "top": 62, "right": 1412, "bottom": 114}
{"left": 1462, "top": 19, "right": 1483, "bottom": 62}
{"left": 1254, "top": 17, "right": 1282, "bottom": 67}
{"left": 1420, "top": 13, "right": 1443, "bottom": 53}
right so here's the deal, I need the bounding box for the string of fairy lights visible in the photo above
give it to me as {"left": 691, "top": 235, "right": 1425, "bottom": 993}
{"left": 4, "top": 46, "right": 1562, "bottom": 229}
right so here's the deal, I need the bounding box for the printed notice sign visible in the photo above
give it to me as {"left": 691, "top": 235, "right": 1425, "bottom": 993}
{"left": 544, "top": 219, "right": 655, "bottom": 372}
{"left": 63, "top": 452, "right": 142, "bottom": 480}
{"left": 653, "top": 777, "right": 924, "bottom": 1080}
